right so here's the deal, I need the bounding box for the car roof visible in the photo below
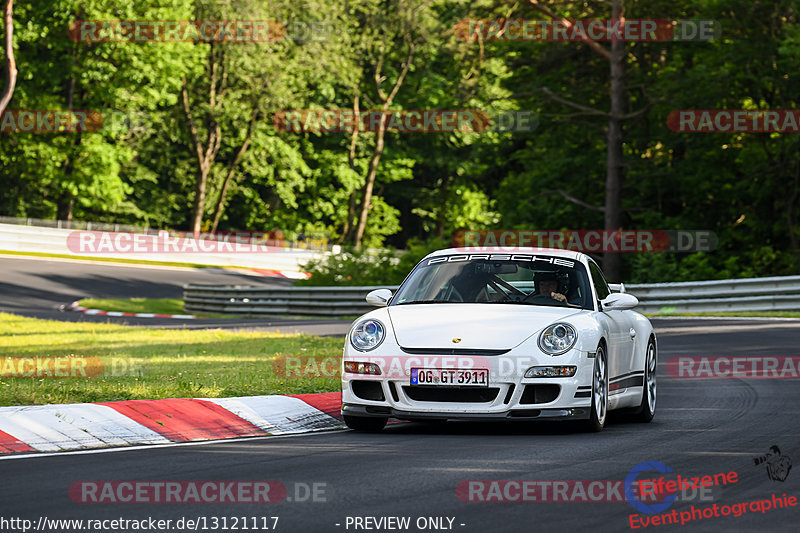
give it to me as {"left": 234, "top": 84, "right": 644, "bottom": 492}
{"left": 426, "top": 247, "right": 586, "bottom": 261}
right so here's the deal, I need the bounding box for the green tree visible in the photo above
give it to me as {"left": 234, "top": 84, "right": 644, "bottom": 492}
{"left": 180, "top": 0, "right": 359, "bottom": 237}
{"left": 0, "top": 0, "right": 200, "bottom": 222}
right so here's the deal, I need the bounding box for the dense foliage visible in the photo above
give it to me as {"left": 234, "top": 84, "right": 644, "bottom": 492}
{"left": 1, "top": 0, "right": 799, "bottom": 282}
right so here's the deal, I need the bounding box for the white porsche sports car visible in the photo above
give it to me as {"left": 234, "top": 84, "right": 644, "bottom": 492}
{"left": 341, "top": 247, "right": 657, "bottom": 432}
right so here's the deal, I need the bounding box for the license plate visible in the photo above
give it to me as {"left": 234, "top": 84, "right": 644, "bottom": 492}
{"left": 410, "top": 368, "right": 489, "bottom": 387}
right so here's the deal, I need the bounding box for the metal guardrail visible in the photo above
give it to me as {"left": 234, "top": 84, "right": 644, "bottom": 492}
{"left": 183, "top": 285, "right": 400, "bottom": 317}
{"left": 0, "top": 215, "right": 150, "bottom": 232}
{"left": 184, "top": 275, "right": 800, "bottom": 317}
{"left": 627, "top": 275, "right": 800, "bottom": 314}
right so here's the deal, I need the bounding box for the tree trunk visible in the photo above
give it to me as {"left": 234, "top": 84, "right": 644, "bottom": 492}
{"left": 210, "top": 109, "right": 258, "bottom": 233}
{"left": 435, "top": 175, "right": 451, "bottom": 238}
{"left": 341, "top": 91, "right": 361, "bottom": 243}
{"left": 59, "top": 70, "right": 79, "bottom": 223}
{"left": 528, "top": 0, "right": 627, "bottom": 280}
{"left": 603, "top": 0, "right": 625, "bottom": 282}
{"left": 182, "top": 75, "right": 221, "bottom": 238}
{"left": 341, "top": 191, "right": 358, "bottom": 244}
{"left": 0, "top": 0, "right": 16, "bottom": 117}
{"left": 192, "top": 168, "right": 209, "bottom": 235}
{"left": 353, "top": 109, "right": 388, "bottom": 249}
{"left": 209, "top": 161, "right": 240, "bottom": 234}
{"left": 56, "top": 196, "right": 74, "bottom": 222}
{"left": 352, "top": 43, "right": 415, "bottom": 249}
{"left": 788, "top": 160, "right": 799, "bottom": 253}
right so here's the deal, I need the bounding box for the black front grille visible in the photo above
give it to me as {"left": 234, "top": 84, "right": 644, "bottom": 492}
{"left": 400, "top": 347, "right": 510, "bottom": 356}
{"left": 351, "top": 380, "right": 385, "bottom": 401}
{"left": 520, "top": 384, "right": 560, "bottom": 404}
{"left": 402, "top": 386, "right": 499, "bottom": 403}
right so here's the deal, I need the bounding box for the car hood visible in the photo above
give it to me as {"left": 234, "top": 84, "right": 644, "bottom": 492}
{"left": 387, "top": 304, "right": 585, "bottom": 350}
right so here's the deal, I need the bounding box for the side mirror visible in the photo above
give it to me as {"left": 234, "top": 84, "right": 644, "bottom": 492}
{"left": 608, "top": 283, "right": 626, "bottom": 293}
{"left": 366, "top": 289, "right": 393, "bottom": 307}
{"left": 601, "top": 292, "right": 639, "bottom": 311}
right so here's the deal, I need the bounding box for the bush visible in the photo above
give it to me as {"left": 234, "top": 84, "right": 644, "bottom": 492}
{"left": 298, "top": 237, "right": 449, "bottom": 286}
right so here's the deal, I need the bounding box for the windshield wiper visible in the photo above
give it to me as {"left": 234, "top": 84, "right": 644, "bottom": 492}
{"left": 394, "top": 300, "right": 457, "bottom": 305}
{"left": 478, "top": 300, "right": 582, "bottom": 308}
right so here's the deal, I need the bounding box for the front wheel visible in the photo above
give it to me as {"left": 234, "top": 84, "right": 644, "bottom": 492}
{"left": 343, "top": 415, "right": 387, "bottom": 432}
{"left": 631, "top": 338, "right": 657, "bottom": 422}
{"left": 584, "top": 344, "right": 608, "bottom": 432}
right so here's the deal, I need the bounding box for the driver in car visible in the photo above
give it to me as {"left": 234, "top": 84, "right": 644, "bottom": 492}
{"left": 535, "top": 272, "right": 567, "bottom": 303}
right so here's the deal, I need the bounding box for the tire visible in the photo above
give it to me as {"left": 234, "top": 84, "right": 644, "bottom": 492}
{"left": 343, "top": 415, "right": 387, "bottom": 432}
{"left": 584, "top": 344, "right": 608, "bottom": 432}
{"left": 631, "top": 337, "right": 657, "bottom": 423}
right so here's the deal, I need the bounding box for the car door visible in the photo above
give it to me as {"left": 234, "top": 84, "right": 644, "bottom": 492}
{"left": 588, "top": 260, "right": 635, "bottom": 385}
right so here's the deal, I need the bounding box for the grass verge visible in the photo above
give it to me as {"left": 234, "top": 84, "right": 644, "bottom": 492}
{"left": 79, "top": 298, "right": 186, "bottom": 315}
{"left": 78, "top": 298, "right": 351, "bottom": 321}
{"left": 78, "top": 298, "right": 235, "bottom": 319}
{"left": 0, "top": 313, "right": 342, "bottom": 406}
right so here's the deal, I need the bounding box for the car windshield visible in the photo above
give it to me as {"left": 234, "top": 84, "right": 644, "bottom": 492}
{"left": 392, "top": 253, "right": 593, "bottom": 310}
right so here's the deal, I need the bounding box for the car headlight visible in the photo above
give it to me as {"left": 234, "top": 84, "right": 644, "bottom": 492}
{"left": 538, "top": 323, "right": 577, "bottom": 355}
{"left": 350, "top": 319, "right": 386, "bottom": 351}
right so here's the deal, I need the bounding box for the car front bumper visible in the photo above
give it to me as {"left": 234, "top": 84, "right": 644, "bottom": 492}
{"left": 341, "top": 348, "right": 596, "bottom": 421}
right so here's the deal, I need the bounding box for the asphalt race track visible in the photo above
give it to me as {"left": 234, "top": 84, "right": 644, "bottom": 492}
{"left": 2, "top": 306, "right": 799, "bottom": 531}
{"left": 0, "top": 256, "right": 351, "bottom": 335}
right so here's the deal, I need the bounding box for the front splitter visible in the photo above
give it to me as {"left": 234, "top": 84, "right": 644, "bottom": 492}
{"left": 342, "top": 403, "right": 590, "bottom": 421}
